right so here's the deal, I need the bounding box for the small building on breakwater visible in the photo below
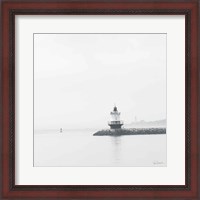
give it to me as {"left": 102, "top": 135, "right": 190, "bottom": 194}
{"left": 108, "top": 106, "right": 123, "bottom": 129}
{"left": 93, "top": 106, "right": 166, "bottom": 136}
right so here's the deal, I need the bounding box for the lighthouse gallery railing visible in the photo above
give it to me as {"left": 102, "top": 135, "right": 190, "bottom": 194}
{"left": 108, "top": 121, "right": 124, "bottom": 125}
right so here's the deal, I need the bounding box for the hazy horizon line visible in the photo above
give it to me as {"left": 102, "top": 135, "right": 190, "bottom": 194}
{"left": 34, "top": 118, "right": 167, "bottom": 131}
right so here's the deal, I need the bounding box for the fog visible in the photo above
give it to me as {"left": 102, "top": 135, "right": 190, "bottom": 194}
{"left": 34, "top": 34, "right": 166, "bottom": 130}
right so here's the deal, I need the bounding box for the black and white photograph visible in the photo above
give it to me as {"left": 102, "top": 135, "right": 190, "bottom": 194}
{"left": 34, "top": 33, "right": 167, "bottom": 167}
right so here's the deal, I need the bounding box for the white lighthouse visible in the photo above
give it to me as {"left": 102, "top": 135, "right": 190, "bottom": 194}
{"left": 108, "top": 106, "right": 123, "bottom": 129}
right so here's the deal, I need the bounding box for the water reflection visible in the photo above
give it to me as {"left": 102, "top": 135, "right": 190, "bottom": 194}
{"left": 110, "top": 136, "right": 122, "bottom": 165}
{"left": 35, "top": 130, "right": 167, "bottom": 167}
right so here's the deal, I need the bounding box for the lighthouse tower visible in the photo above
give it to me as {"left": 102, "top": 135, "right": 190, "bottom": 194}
{"left": 108, "top": 106, "right": 123, "bottom": 129}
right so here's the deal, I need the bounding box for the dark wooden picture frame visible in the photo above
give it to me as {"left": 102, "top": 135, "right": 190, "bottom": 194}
{"left": 1, "top": 0, "right": 199, "bottom": 199}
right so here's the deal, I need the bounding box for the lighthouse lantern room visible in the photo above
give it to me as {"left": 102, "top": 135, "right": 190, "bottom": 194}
{"left": 108, "top": 106, "right": 123, "bottom": 129}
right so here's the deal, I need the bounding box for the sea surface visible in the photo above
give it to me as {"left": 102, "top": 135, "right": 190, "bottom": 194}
{"left": 34, "top": 129, "right": 167, "bottom": 167}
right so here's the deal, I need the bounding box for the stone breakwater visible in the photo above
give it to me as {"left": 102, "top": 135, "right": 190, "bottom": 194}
{"left": 93, "top": 128, "right": 166, "bottom": 136}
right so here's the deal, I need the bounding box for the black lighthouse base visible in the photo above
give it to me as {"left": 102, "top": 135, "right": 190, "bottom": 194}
{"left": 109, "top": 124, "right": 123, "bottom": 129}
{"left": 108, "top": 121, "right": 123, "bottom": 129}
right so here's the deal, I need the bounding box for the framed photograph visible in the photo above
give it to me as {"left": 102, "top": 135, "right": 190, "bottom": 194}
{"left": 1, "top": 0, "right": 199, "bottom": 199}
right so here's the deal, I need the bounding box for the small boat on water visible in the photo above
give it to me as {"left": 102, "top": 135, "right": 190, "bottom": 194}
{"left": 60, "top": 128, "right": 63, "bottom": 133}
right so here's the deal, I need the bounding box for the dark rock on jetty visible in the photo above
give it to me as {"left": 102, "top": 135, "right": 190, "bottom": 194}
{"left": 93, "top": 128, "right": 166, "bottom": 136}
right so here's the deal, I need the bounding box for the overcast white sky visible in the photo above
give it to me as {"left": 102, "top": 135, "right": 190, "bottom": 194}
{"left": 34, "top": 34, "right": 166, "bottom": 130}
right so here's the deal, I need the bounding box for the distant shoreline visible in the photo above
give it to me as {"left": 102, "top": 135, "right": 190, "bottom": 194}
{"left": 93, "top": 128, "right": 166, "bottom": 136}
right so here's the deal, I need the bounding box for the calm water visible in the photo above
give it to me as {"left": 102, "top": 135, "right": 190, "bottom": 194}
{"left": 34, "top": 129, "right": 167, "bottom": 167}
